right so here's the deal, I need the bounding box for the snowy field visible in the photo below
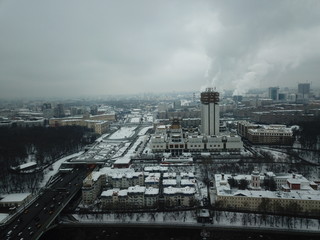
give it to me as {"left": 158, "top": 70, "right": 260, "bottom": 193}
{"left": 109, "top": 127, "right": 136, "bottom": 139}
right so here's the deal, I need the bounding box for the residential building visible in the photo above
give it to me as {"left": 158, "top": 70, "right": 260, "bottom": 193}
{"left": 214, "top": 173, "right": 320, "bottom": 214}
{"left": 82, "top": 171, "right": 106, "bottom": 205}
{"left": 163, "top": 187, "right": 196, "bottom": 207}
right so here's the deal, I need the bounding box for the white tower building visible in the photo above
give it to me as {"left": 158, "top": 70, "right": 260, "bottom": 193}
{"left": 200, "top": 88, "right": 220, "bottom": 136}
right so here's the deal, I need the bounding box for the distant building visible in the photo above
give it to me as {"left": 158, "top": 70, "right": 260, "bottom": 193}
{"left": 298, "top": 83, "right": 310, "bottom": 97}
{"left": 297, "top": 83, "right": 311, "bottom": 102}
{"left": 238, "top": 121, "right": 294, "bottom": 145}
{"left": 48, "top": 113, "right": 113, "bottom": 135}
{"left": 268, "top": 87, "right": 279, "bottom": 101}
{"left": 53, "top": 104, "right": 65, "bottom": 118}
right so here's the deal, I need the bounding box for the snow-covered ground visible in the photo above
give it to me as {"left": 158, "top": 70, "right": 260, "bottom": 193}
{"left": 0, "top": 213, "right": 9, "bottom": 223}
{"left": 72, "top": 211, "right": 320, "bottom": 232}
{"left": 39, "top": 151, "right": 84, "bottom": 187}
{"left": 138, "top": 126, "right": 152, "bottom": 136}
{"left": 109, "top": 127, "right": 136, "bottom": 139}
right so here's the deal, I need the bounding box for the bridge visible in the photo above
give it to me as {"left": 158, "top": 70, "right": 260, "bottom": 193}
{"left": 1, "top": 167, "right": 89, "bottom": 240}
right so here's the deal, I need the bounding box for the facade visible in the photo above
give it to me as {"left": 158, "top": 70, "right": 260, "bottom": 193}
{"left": 150, "top": 121, "right": 243, "bottom": 154}
{"left": 0, "top": 193, "right": 32, "bottom": 208}
{"left": 201, "top": 88, "right": 220, "bottom": 136}
{"left": 82, "top": 172, "right": 106, "bottom": 205}
{"left": 100, "top": 186, "right": 159, "bottom": 209}
{"left": 163, "top": 187, "right": 196, "bottom": 207}
{"left": 214, "top": 173, "right": 320, "bottom": 214}
{"left": 151, "top": 89, "right": 243, "bottom": 154}
{"left": 238, "top": 121, "right": 293, "bottom": 145}
{"left": 268, "top": 87, "right": 279, "bottom": 101}
{"left": 49, "top": 116, "right": 110, "bottom": 135}
{"left": 107, "top": 172, "right": 144, "bottom": 189}
{"left": 298, "top": 83, "right": 310, "bottom": 100}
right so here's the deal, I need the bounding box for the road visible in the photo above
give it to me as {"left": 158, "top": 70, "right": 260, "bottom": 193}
{"left": 1, "top": 167, "right": 89, "bottom": 240}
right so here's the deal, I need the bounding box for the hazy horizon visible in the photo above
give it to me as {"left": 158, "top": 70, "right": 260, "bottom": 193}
{"left": 1, "top": 0, "right": 320, "bottom": 99}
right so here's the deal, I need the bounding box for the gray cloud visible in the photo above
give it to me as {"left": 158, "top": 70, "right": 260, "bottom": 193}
{"left": 0, "top": 0, "right": 320, "bottom": 99}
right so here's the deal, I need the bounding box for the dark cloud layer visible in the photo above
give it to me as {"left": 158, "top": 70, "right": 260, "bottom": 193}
{"left": 0, "top": 0, "right": 319, "bottom": 98}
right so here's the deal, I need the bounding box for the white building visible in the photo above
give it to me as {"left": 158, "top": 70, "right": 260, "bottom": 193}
{"left": 200, "top": 88, "right": 220, "bottom": 136}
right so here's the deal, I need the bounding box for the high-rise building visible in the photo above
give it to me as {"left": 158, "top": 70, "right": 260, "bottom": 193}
{"left": 298, "top": 83, "right": 310, "bottom": 98}
{"left": 268, "top": 87, "right": 279, "bottom": 101}
{"left": 200, "top": 88, "right": 219, "bottom": 136}
{"left": 53, "top": 104, "right": 65, "bottom": 118}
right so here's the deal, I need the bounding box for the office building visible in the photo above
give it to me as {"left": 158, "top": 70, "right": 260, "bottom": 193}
{"left": 200, "top": 88, "right": 220, "bottom": 135}
{"left": 268, "top": 87, "right": 279, "bottom": 101}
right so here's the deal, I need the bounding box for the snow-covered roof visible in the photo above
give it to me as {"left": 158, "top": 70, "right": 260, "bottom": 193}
{"left": 100, "top": 167, "right": 135, "bottom": 175}
{"left": 180, "top": 172, "right": 195, "bottom": 179}
{"left": 0, "top": 193, "right": 31, "bottom": 203}
{"left": 145, "top": 187, "right": 159, "bottom": 196}
{"left": 215, "top": 174, "right": 320, "bottom": 201}
{"left": 144, "top": 166, "right": 168, "bottom": 172}
{"left": 180, "top": 179, "right": 196, "bottom": 186}
{"left": 162, "top": 179, "right": 177, "bottom": 186}
{"left": 19, "top": 161, "right": 37, "bottom": 169}
{"left": 114, "top": 156, "right": 131, "bottom": 164}
{"left": 163, "top": 187, "right": 195, "bottom": 195}
{"left": 128, "top": 185, "right": 146, "bottom": 193}
{"left": 109, "top": 126, "right": 136, "bottom": 139}
{"left": 110, "top": 172, "right": 143, "bottom": 179}
{"left": 163, "top": 172, "right": 177, "bottom": 178}
{"left": 101, "top": 189, "right": 128, "bottom": 197}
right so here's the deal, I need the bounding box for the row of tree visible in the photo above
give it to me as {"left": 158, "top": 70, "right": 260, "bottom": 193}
{"left": 0, "top": 125, "right": 96, "bottom": 193}
{"left": 293, "top": 119, "right": 320, "bottom": 149}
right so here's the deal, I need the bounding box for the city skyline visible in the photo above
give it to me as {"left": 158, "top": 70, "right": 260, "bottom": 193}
{"left": 1, "top": 0, "right": 320, "bottom": 99}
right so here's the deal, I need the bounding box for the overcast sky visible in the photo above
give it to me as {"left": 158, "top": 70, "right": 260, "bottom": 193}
{"left": 1, "top": 0, "right": 320, "bottom": 99}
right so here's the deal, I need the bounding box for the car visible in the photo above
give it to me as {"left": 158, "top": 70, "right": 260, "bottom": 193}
{"left": 36, "top": 223, "right": 42, "bottom": 228}
{"left": 18, "top": 232, "right": 23, "bottom": 236}
{"left": 24, "top": 209, "right": 29, "bottom": 214}
{"left": 29, "top": 231, "right": 34, "bottom": 236}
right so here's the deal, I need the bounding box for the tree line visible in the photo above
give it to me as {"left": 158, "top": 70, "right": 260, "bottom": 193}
{"left": 0, "top": 125, "right": 96, "bottom": 193}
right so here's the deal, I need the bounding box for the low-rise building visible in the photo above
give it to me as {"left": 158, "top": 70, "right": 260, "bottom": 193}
{"left": 108, "top": 172, "right": 144, "bottom": 189}
{"left": 214, "top": 173, "right": 320, "bottom": 214}
{"left": 82, "top": 171, "right": 105, "bottom": 205}
{"left": 100, "top": 186, "right": 159, "bottom": 209}
{"left": 163, "top": 187, "right": 196, "bottom": 207}
{"left": 0, "top": 193, "right": 32, "bottom": 208}
{"left": 238, "top": 121, "right": 293, "bottom": 145}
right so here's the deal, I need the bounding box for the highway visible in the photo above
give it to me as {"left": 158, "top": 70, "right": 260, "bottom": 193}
{"left": 1, "top": 167, "right": 89, "bottom": 240}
